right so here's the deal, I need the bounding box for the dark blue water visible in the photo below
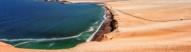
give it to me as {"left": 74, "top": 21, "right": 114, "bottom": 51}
{"left": 0, "top": 0, "right": 105, "bottom": 49}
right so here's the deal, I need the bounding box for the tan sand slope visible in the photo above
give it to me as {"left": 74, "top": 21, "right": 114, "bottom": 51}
{"left": 72, "top": 0, "right": 191, "bottom": 52}
{"left": 1, "top": 0, "right": 191, "bottom": 52}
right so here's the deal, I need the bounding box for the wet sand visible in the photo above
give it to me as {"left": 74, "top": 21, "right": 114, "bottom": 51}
{"left": 1, "top": 0, "right": 191, "bottom": 52}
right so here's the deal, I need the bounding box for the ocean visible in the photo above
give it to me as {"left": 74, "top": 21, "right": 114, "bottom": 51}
{"left": 0, "top": 0, "right": 105, "bottom": 49}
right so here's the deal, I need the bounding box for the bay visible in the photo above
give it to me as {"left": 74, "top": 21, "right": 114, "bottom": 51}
{"left": 0, "top": 0, "right": 105, "bottom": 49}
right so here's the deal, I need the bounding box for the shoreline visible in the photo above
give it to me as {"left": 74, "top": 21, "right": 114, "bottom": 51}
{"left": 45, "top": 0, "right": 114, "bottom": 42}
{"left": 88, "top": 4, "right": 114, "bottom": 41}
{"left": 85, "top": 6, "right": 107, "bottom": 42}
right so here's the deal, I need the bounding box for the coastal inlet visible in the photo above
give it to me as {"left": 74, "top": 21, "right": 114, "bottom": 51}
{"left": 0, "top": 0, "right": 109, "bottom": 49}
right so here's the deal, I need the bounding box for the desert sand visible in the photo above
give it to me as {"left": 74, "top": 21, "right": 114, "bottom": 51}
{"left": 1, "top": 0, "right": 191, "bottom": 52}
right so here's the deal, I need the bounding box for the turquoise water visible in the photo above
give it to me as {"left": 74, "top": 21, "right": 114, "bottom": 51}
{"left": 0, "top": 0, "right": 105, "bottom": 49}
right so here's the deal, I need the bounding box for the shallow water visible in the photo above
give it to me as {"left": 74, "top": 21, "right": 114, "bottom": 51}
{"left": 0, "top": 0, "right": 105, "bottom": 49}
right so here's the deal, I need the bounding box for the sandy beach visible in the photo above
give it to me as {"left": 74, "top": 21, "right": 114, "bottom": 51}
{"left": 1, "top": 0, "right": 191, "bottom": 52}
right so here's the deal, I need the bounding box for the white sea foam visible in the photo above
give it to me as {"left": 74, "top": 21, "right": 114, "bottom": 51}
{"left": 48, "top": 43, "right": 55, "bottom": 47}
{"left": 86, "top": 27, "right": 94, "bottom": 32}
{"left": 86, "top": 7, "right": 107, "bottom": 42}
{"left": 14, "top": 41, "right": 30, "bottom": 46}
{"left": 0, "top": 33, "right": 83, "bottom": 42}
{"left": 94, "top": 21, "right": 99, "bottom": 25}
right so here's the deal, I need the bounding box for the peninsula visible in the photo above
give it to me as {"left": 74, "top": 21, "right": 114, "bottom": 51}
{"left": 1, "top": 0, "right": 191, "bottom": 52}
